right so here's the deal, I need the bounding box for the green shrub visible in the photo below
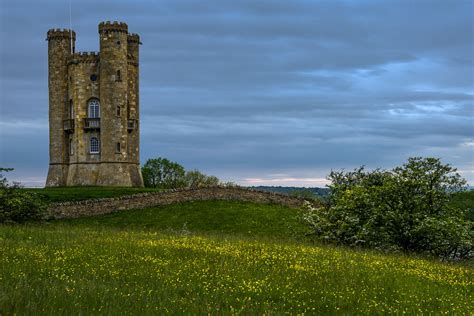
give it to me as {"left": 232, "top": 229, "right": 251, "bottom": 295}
{"left": 302, "top": 158, "right": 473, "bottom": 260}
{"left": 0, "top": 168, "right": 48, "bottom": 223}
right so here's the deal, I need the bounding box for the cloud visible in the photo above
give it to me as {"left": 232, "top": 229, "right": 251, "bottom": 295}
{"left": 0, "top": 0, "right": 473, "bottom": 186}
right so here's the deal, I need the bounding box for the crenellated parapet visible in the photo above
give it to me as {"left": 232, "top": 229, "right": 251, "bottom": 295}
{"left": 127, "top": 33, "right": 142, "bottom": 45}
{"left": 47, "top": 28, "right": 76, "bottom": 41}
{"left": 68, "top": 52, "right": 99, "bottom": 65}
{"left": 98, "top": 21, "right": 128, "bottom": 34}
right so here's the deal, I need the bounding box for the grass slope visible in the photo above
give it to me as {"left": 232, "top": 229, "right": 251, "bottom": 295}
{"left": 61, "top": 200, "right": 307, "bottom": 239}
{"left": 1, "top": 225, "right": 472, "bottom": 314}
{"left": 1, "top": 200, "right": 472, "bottom": 314}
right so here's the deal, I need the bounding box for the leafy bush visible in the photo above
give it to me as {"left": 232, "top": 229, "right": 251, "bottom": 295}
{"left": 302, "top": 158, "right": 472, "bottom": 260}
{"left": 0, "top": 168, "right": 47, "bottom": 223}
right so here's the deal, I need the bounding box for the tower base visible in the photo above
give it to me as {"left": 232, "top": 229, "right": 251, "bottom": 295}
{"left": 96, "top": 162, "right": 144, "bottom": 187}
{"left": 46, "top": 162, "right": 143, "bottom": 187}
{"left": 46, "top": 164, "right": 69, "bottom": 187}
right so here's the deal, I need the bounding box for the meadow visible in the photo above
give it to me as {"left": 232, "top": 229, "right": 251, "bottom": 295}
{"left": 1, "top": 199, "right": 473, "bottom": 314}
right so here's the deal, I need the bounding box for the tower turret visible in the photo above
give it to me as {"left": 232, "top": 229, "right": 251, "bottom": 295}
{"left": 127, "top": 33, "right": 142, "bottom": 184}
{"left": 46, "top": 29, "right": 76, "bottom": 186}
{"left": 96, "top": 21, "right": 142, "bottom": 186}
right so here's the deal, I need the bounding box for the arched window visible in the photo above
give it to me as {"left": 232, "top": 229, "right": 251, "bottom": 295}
{"left": 90, "top": 137, "right": 100, "bottom": 154}
{"left": 88, "top": 99, "right": 100, "bottom": 118}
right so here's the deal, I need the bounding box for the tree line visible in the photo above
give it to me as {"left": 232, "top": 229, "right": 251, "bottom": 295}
{"left": 141, "top": 157, "right": 232, "bottom": 189}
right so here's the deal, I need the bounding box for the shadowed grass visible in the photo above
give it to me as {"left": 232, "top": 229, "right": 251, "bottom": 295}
{"left": 58, "top": 200, "right": 307, "bottom": 239}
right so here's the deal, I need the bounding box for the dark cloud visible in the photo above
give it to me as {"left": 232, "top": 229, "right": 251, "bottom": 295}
{"left": 0, "top": 0, "right": 473, "bottom": 186}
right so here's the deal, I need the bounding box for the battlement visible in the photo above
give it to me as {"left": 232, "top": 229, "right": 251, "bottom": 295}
{"left": 68, "top": 52, "right": 99, "bottom": 64}
{"left": 47, "top": 28, "right": 76, "bottom": 41}
{"left": 99, "top": 21, "right": 128, "bottom": 34}
{"left": 127, "top": 33, "right": 142, "bottom": 44}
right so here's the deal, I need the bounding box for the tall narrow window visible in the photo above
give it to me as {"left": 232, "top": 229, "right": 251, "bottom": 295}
{"left": 116, "top": 142, "right": 121, "bottom": 153}
{"left": 69, "top": 100, "right": 74, "bottom": 119}
{"left": 116, "top": 70, "right": 121, "bottom": 82}
{"left": 116, "top": 105, "right": 121, "bottom": 117}
{"left": 88, "top": 99, "right": 100, "bottom": 118}
{"left": 69, "top": 138, "right": 74, "bottom": 155}
{"left": 90, "top": 137, "right": 100, "bottom": 154}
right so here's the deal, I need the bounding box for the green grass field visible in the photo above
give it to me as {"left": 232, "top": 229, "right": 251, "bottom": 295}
{"left": 1, "top": 200, "right": 472, "bottom": 314}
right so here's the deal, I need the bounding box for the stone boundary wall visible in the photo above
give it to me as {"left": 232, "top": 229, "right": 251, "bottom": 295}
{"left": 48, "top": 186, "right": 307, "bottom": 219}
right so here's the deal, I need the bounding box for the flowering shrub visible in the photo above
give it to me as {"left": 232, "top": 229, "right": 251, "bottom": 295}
{"left": 302, "top": 158, "right": 473, "bottom": 260}
{"left": 0, "top": 168, "right": 47, "bottom": 223}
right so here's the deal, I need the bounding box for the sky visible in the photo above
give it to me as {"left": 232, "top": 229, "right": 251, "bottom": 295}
{"left": 0, "top": 0, "right": 473, "bottom": 187}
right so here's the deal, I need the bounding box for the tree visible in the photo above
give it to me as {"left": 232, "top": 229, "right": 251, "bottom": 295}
{"left": 142, "top": 157, "right": 228, "bottom": 189}
{"left": 302, "top": 158, "right": 472, "bottom": 260}
{"left": 141, "top": 158, "right": 185, "bottom": 189}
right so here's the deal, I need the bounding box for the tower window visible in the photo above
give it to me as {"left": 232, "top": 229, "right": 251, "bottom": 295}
{"left": 69, "top": 138, "right": 74, "bottom": 155}
{"left": 116, "top": 105, "right": 121, "bottom": 116}
{"left": 69, "top": 100, "right": 74, "bottom": 119}
{"left": 90, "top": 137, "right": 100, "bottom": 154}
{"left": 88, "top": 99, "right": 100, "bottom": 118}
{"left": 116, "top": 70, "right": 121, "bottom": 82}
{"left": 116, "top": 142, "right": 121, "bottom": 153}
{"left": 116, "top": 40, "right": 121, "bottom": 46}
{"left": 90, "top": 74, "right": 98, "bottom": 81}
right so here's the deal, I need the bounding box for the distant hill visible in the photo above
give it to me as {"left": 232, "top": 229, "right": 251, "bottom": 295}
{"left": 248, "top": 186, "right": 330, "bottom": 197}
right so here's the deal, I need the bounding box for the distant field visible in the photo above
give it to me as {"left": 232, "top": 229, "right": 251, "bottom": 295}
{"left": 1, "top": 201, "right": 472, "bottom": 314}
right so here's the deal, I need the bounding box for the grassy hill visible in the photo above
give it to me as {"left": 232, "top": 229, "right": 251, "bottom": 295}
{"left": 59, "top": 200, "right": 308, "bottom": 239}
{"left": 1, "top": 199, "right": 472, "bottom": 314}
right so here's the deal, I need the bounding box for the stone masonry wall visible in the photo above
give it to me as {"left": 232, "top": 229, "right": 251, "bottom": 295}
{"left": 48, "top": 187, "right": 307, "bottom": 219}
{"left": 46, "top": 22, "right": 143, "bottom": 187}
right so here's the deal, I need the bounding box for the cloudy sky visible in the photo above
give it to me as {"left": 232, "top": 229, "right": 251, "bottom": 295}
{"left": 0, "top": 0, "right": 473, "bottom": 187}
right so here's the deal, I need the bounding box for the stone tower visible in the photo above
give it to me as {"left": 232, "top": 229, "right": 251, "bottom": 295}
{"left": 46, "top": 22, "right": 144, "bottom": 187}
